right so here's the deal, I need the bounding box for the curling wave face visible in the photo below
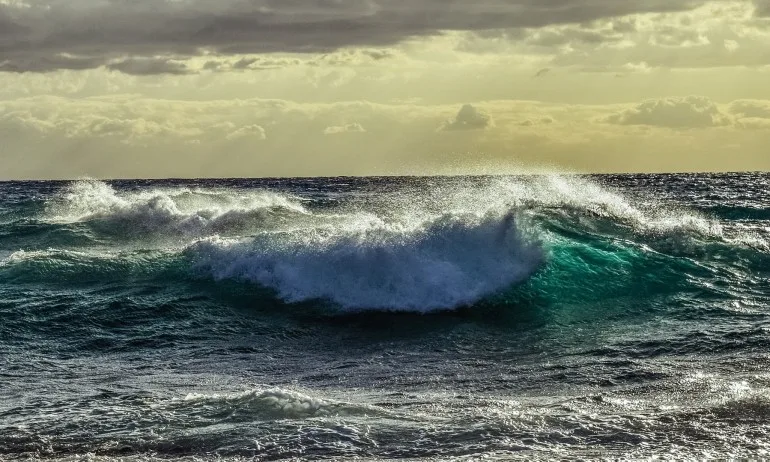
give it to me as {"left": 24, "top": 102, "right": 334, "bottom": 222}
{"left": 187, "top": 211, "right": 543, "bottom": 311}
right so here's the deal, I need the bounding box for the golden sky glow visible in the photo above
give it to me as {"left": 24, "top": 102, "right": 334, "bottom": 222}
{"left": 1, "top": 0, "right": 770, "bottom": 178}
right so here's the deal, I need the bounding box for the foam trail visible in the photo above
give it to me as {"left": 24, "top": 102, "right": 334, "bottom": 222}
{"left": 188, "top": 211, "right": 544, "bottom": 312}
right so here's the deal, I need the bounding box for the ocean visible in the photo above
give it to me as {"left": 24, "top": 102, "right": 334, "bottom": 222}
{"left": 1, "top": 173, "right": 769, "bottom": 460}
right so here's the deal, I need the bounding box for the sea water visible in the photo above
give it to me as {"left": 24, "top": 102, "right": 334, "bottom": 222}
{"left": 1, "top": 173, "right": 769, "bottom": 459}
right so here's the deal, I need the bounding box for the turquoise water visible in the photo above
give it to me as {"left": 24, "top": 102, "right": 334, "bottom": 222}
{"left": 1, "top": 173, "right": 769, "bottom": 459}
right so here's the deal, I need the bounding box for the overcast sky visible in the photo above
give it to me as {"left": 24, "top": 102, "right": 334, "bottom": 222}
{"left": 1, "top": 0, "right": 770, "bottom": 178}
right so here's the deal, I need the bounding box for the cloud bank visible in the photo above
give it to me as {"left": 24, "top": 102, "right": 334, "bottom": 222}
{"left": 0, "top": 0, "right": 712, "bottom": 72}
{"left": 1, "top": 95, "right": 769, "bottom": 178}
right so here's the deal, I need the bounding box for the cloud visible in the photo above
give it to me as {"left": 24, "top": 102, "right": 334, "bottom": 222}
{"left": 647, "top": 24, "right": 709, "bottom": 48}
{"left": 0, "top": 54, "right": 104, "bottom": 73}
{"left": 323, "top": 122, "right": 366, "bottom": 135}
{"left": 0, "top": 0, "right": 711, "bottom": 72}
{"left": 606, "top": 96, "right": 730, "bottom": 128}
{"left": 450, "top": 2, "right": 770, "bottom": 72}
{"left": 441, "top": 104, "right": 493, "bottom": 131}
{"left": 728, "top": 99, "right": 770, "bottom": 129}
{"left": 106, "top": 58, "right": 190, "bottom": 76}
{"left": 2, "top": 95, "right": 770, "bottom": 178}
{"left": 526, "top": 26, "right": 625, "bottom": 48}
{"left": 225, "top": 124, "right": 267, "bottom": 140}
{"left": 728, "top": 99, "right": 770, "bottom": 119}
{"left": 519, "top": 116, "right": 555, "bottom": 126}
{"left": 754, "top": 0, "right": 770, "bottom": 16}
{"left": 736, "top": 117, "right": 770, "bottom": 129}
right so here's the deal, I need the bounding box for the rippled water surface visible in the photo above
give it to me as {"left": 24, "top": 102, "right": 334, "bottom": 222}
{"left": 1, "top": 173, "right": 769, "bottom": 460}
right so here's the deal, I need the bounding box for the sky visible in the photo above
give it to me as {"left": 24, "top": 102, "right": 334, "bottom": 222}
{"left": 1, "top": 0, "right": 770, "bottom": 179}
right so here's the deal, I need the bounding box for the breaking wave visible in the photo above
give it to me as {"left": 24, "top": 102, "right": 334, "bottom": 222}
{"left": 0, "top": 175, "right": 764, "bottom": 312}
{"left": 187, "top": 211, "right": 544, "bottom": 312}
{"left": 3, "top": 173, "right": 770, "bottom": 461}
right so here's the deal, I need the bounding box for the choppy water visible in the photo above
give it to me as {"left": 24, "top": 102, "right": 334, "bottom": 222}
{"left": 1, "top": 173, "right": 769, "bottom": 460}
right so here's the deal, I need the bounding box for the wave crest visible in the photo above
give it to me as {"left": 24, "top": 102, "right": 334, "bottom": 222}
{"left": 44, "top": 179, "right": 308, "bottom": 238}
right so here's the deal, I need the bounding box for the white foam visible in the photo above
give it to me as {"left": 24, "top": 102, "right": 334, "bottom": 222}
{"left": 44, "top": 179, "right": 308, "bottom": 237}
{"left": 187, "top": 210, "right": 544, "bottom": 312}
{"left": 46, "top": 176, "right": 748, "bottom": 246}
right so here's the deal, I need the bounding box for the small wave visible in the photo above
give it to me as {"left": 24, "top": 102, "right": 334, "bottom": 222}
{"left": 178, "top": 388, "right": 382, "bottom": 421}
{"left": 43, "top": 179, "right": 309, "bottom": 239}
{"left": 0, "top": 247, "right": 182, "bottom": 283}
{"left": 187, "top": 211, "right": 544, "bottom": 312}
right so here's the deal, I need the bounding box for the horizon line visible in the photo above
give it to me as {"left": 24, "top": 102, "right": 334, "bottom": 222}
{"left": 0, "top": 170, "right": 766, "bottom": 183}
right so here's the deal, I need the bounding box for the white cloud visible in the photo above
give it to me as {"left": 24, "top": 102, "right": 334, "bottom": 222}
{"left": 606, "top": 95, "right": 730, "bottom": 128}
{"left": 225, "top": 124, "right": 267, "bottom": 140}
{"left": 323, "top": 123, "right": 366, "bottom": 135}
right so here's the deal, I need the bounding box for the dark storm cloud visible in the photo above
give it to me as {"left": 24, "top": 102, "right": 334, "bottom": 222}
{"left": 106, "top": 58, "right": 191, "bottom": 75}
{"left": 0, "top": 0, "right": 711, "bottom": 73}
{"left": 0, "top": 54, "right": 105, "bottom": 72}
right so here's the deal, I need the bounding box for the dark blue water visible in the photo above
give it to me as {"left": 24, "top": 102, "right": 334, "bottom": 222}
{"left": 1, "top": 173, "right": 769, "bottom": 460}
